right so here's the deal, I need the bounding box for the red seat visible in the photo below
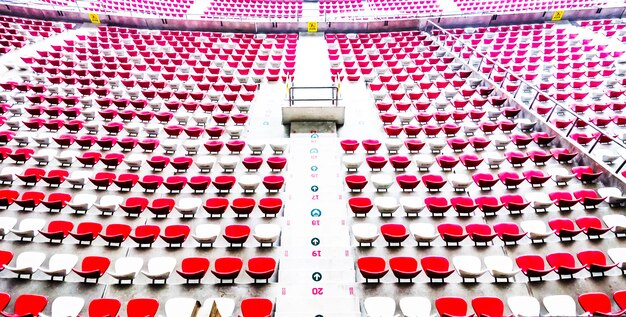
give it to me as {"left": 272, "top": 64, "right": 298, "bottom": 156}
{"left": 459, "top": 154, "right": 483, "bottom": 170}
{"left": 436, "top": 155, "right": 459, "bottom": 171}
{"left": 572, "top": 166, "right": 602, "bottom": 184}
{"left": 475, "top": 195, "right": 503, "bottom": 216}
{"left": 240, "top": 297, "right": 273, "bottom": 317}
{"left": 160, "top": 224, "right": 190, "bottom": 247}
{"left": 465, "top": 223, "right": 497, "bottom": 246}
{"left": 72, "top": 255, "right": 111, "bottom": 283}
{"left": 129, "top": 225, "right": 160, "bottom": 247}
{"left": 578, "top": 292, "right": 626, "bottom": 316}
{"left": 574, "top": 189, "right": 605, "bottom": 209}
{"left": 263, "top": 175, "right": 284, "bottom": 192}
{"left": 422, "top": 193, "right": 452, "bottom": 215}
{"left": 9, "top": 148, "right": 34, "bottom": 164}
{"left": 421, "top": 256, "right": 455, "bottom": 282}
{"left": 146, "top": 156, "right": 170, "bottom": 172}
{"left": 120, "top": 197, "right": 149, "bottom": 217}
{"left": 88, "top": 298, "right": 121, "bottom": 317}
{"left": 245, "top": 257, "right": 276, "bottom": 283}
{"left": 576, "top": 216, "right": 612, "bottom": 239}
{"left": 40, "top": 192, "right": 71, "bottom": 212}
{"left": 365, "top": 156, "right": 387, "bottom": 171}
{"left": 345, "top": 175, "right": 367, "bottom": 192}
{"left": 435, "top": 297, "right": 472, "bottom": 317}
{"left": 211, "top": 256, "right": 243, "bottom": 283}
{"left": 213, "top": 175, "right": 236, "bottom": 193}
{"left": 163, "top": 176, "right": 187, "bottom": 193}
{"left": 177, "top": 257, "right": 210, "bottom": 283}
{"left": 405, "top": 139, "right": 425, "bottom": 153}
{"left": 0, "top": 294, "right": 47, "bottom": 317}
{"left": 223, "top": 224, "right": 250, "bottom": 247}
{"left": 127, "top": 298, "right": 159, "bottom": 317}
{"left": 493, "top": 222, "right": 526, "bottom": 245}
{"left": 504, "top": 151, "right": 528, "bottom": 167}
{"left": 546, "top": 252, "right": 584, "bottom": 279}
{"left": 38, "top": 219, "right": 73, "bottom": 243}
{"left": 471, "top": 297, "right": 505, "bottom": 317}
{"left": 204, "top": 140, "right": 224, "bottom": 153}
{"left": 548, "top": 218, "right": 583, "bottom": 241}
{"left": 113, "top": 174, "right": 139, "bottom": 192}
{"left": 380, "top": 223, "right": 409, "bottom": 246}
{"left": 203, "top": 197, "right": 229, "bottom": 218}
{"left": 577, "top": 250, "right": 617, "bottom": 276}
{"left": 242, "top": 157, "right": 263, "bottom": 172}
{"left": 89, "top": 172, "right": 116, "bottom": 190}
{"left": 171, "top": 157, "right": 193, "bottom": 173}
{"left": 357, "top": 256, "right": 388, "bottom": 283}
{"left": 14, "top": 191, "right": 45, "bottom": 211}
{"left": 258, "top": 197, "right": 282, "bottom": 217}
{"left": 450, "top": 197, "right": 477, "bottom": 216}
{"left": 549, "top": 191, "right": 578, "bottom": 211}
{"left": 498, "top": 171, "right": 525, "bottom": 189}
{"left": 472, "top": 173, "right": 498, "bottom": 191}
{"left": 522, "top": 169, "right": 550, "bottom": 187}
{"left": 147, "top": 198, "right": 175, "bottom": 218}
{"left": 138, "top": 175, "right": 163, "bottom": 193}
{"left": 188, "top": 176, "right": 211, "bottom": 194}
{"left": 437, "top": 223, "right": 468, "bottom": 246}
{"left": 231, "top": 198, "right": 256, "bottom": 218}
{"left": 422, "top": 174, "right": 447, "bottom": 192}
{"left": 499, "top": 194, "right": 529, "bottom": 214}
{"left": 550, "top": 148, "right": 578, "bottom": 164}
{"left": 515, "top": 254, "right": 553, "bottom": 281}
{"left": 98, "top": 223, "right": 132, "bottom": 246}
{"left": 388, "top": 256, "right": 420, "bottom": 283}
{"left": 226, "top": 140, "right": 246, "bottom": 154}
{"left": 267, "top": 156, "right": 287, "bottom": 171}
{"left": 16, "top": 168, "right": 45, "bottom": 186}
{"left": 396, "top": 174, "right": 419, "bottom": 191}
{"left": 389, "top": 155, "right": 410, "bottom": 171}
{"left": 362, "top": 139, "right": 381, "bottom": 153}
{"left": 69, "top": 222, "right": 103, "bottom": 245}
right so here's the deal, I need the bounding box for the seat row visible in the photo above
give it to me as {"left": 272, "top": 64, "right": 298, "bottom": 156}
{"left": 0, "top": 251, "right": 278, "bottom": 284}
{"left": 363, "top": 290, "right": 626, "bottom": 317}
{"left": 352, "top": 215, "right": 626, "bottom": 246}
{"left": 357, "top": 248, "right": 625, "bottom": 283}
{"left": 0, "top": 293, "right": 272, "bottom": 317}
{"left": 0, "top": 219, "right": 281, "bottom": 247}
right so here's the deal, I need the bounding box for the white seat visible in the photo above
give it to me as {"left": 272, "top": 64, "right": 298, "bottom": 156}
{"left": 427, "top": 139, "right": 446, "bottom": 153}
{"left": 520, "top": 220, "right": 554, "bottom": 242}
{"left": 270, "top": 140, "right": 288, "bottom": 154}
{"left": 107, "top": 257, "right": 143, "bottom": 283}
{"left": 3, "top": 251, "right": 46, "bottom": 278}
{"left": 192, "top": 224, "right": 221, "bottom": 247}
{"left": 54, "top": 150, "right": 79, "bottom": 167}
{"left": 226, "top": 126, "right": 244, "bottom": 138}
{"left": 364, "top": 296, "right": 396, "bottom": 317}
{"left": 0, "top": 167, "right": 22, "bottom": 184}
{"left": 94, "top": 195, "right": 124, "bottom": 214}
{"left": 374, "top": 197, "right": 399, "bottom": 216}
{"left": 248, "top": 141, "right": 266, "bottom": 155}
{"left": 490, "top": 134, "right": 511, "bottom": 148}
{"left": 0, "top": 217, "right": 17, "bottom": 237}
{"left": 218, "top": 156, "right": 240, "bottom": 172}
{"left": 144, "top": 124, "right": 161, "bottom": 137}
{"left": 452, "top": 255, "right": 487, "bottom": 282}
{"left": 141, "top": 256, "right": 177, "bottom": 283}
{"left": 41, "top": 296, "right": 84, "bottom": 317}
{"left": 238, "top": 175, "right": 261, "bottom": 193}
{"left": 598, "top": 187, "right": 626, "bottom": 206}
{"left": 66, "top": 170, "right": 92, "bottom": 188}
{"left": 507, "top": 296, "right": 540, "bottom": 317}
{"left": 371, "top": 174, "right": 394, "bottom": 192}
{"left": 414, "top": 155, "right": 434, "bottom": 170}
{"left": 384, "top": 139, "right": 403, "bottom": 153}
{"left": 123, "top": 154, "right": 145, "bottom": 171}
{"left": 398, "top": 112, "right": 414, "bottom": 125}
{"left": 525, "top": 192, "right": 553, "bottom": 211}
{"left": 33, "top": 134, "right": 53, "bottom": 147}
{"left": 542, "top": 295, "right": 578, "bottom": 317}
{"left": 39, "top": 254, "right": 78, "bottom": 280}
{"left": 596, "top": 149, "right": 621, "bottom": 165}
{"left": 462, "top": 122, "right": 479, "bottom": 135}
{"left": 342, "top": 155, "right": 363, "bottom": 171}
{"left": 608, "top": 247, "right": 626, "bottom": 271}
{"left": 10, "top": 218, "right": 45, "bottom": 240}
{"left": 409, "top": 223, "right": 438, "bottom": 246}
{"left": 161, "top": 139, "right": 179, "bottom": 154}
{"left": 352, "top": 223, "right": 379, "bottom": 246}
{"left": 198, "top": 298, "right": 235, "bottom": 317}
{"left": 400, "top": 197, "right": 425, "bottom": 216}
{"left": 123, "top": 123, "right": 141, "bottom": 136}
{"left": 483, "top": 152, "right": 505, "bottom": 168}
{"left": 253, "top": 224, "right": 281, "bottom": 247}
{"left": 195, "top": 156, "right": 217, "bottom": 173}
{"left": 236, "top": 101, "right": 251, "bottom": 113}
{"left": 550, "top": 167, "right": 576, "bottom": 185}
{"left": 175, "top": 197, "right": 202, "bottom": 217}
{"left": 32, "top": 149, "right": 57, "bottom": 165}
{"left": 67, "top": 194, "right": 97, "bottom": 213}
{"left": 603, "top": 214, "right": 626, "bottom": 236}
{"left": 484, "top": 255, "right": 521, "bottom": 281}
{"left": 448, "top": 174, "right": 472, "bottom": 191}
{"left": 183, "top": 140, "right": 201, "bottom": 155}
{"left": 399, "top": 297, "right": 431, "bottom": 317}
{"left": 516, "top": 118, "right": 537, "bottom": 131}
{"left": 165, "top": 298, "right": 200, "bottom": 317}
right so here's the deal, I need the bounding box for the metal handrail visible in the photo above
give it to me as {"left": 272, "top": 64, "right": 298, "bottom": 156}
{"left": 288, "top": 86, "right": 339, "bottom": 106}
{"left": 426, "top": 19, "right": 626, "bottom": 173}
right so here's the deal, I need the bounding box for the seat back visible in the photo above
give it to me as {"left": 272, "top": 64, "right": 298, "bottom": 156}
{"left": 435, "top": 297, "right": 467, "bottom": 316}
{"left": 81, "top": 256, "right": 111, "bottom": 274}
{"left": 127, "top": 298, "right": 159, "bottom": 317}
{"left": 14, "top": 294, "right": 48, "bottom": 317}
{"left": 421, "top": 256, "right": 449, "bottom": 271}
{"left": 472, "top": 297, "right": 504, "bottom": 317}
{"left": 240, "top": 298, "right": 273, "bottom": 317}
{"left": 181, "top": 257, "right": 210, "bottom": 273}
